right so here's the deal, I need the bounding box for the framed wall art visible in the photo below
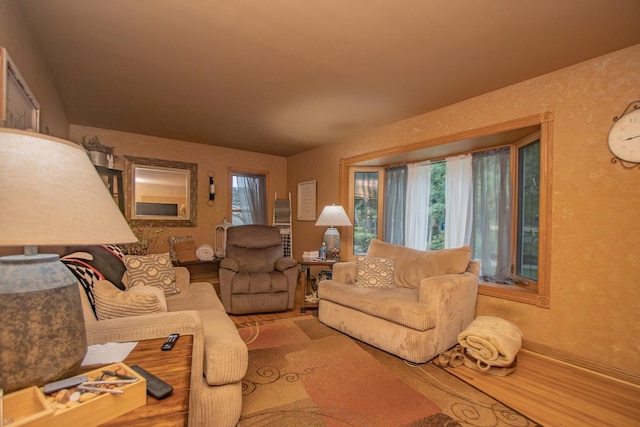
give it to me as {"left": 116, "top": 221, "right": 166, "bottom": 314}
{"left": 297, "top": 180, "right": 316, "bottom": 221}
{"left": 1, "top": 47, "right": 40, "bottom": 132}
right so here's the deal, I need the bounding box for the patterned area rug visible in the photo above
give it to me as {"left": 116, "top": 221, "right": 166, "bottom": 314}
{"left": 237, "top": 316, "right": 539, "bottom": 427}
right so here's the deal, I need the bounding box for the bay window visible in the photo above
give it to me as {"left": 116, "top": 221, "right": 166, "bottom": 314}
{"left": 342, "top": 114, "right": 552, "bottom": 307}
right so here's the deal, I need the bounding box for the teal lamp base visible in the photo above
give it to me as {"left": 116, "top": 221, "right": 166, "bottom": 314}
{"left": 0, "top": 254, "right": 87, "bottom": 393}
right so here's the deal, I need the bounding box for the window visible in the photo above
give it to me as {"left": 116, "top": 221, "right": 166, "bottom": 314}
{"left": 229, "top": 170, "right": 268, "bottom": 225}
{"left": 427, "top": 162, "right": 446, "bottom": 250}
{"left": 359, "top": 140, "right": 538, "bottom": 286}
{"left": 515, "top": 139, "right": 540, "bottom": 284}
{"left": 351, "top": 170, "right": 381, "bottom": 255}
{"left": 341, "top": 113, "right": 552, "bottom": 307}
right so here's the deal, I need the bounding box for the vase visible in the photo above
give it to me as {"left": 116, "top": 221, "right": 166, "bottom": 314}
{"left": 88, "top": 150, "right": 109, "bottom": 167}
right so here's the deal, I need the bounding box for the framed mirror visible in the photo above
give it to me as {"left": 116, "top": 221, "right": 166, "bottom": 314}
{"left": 124, "top": 156, "right": 198, "bottom": 227}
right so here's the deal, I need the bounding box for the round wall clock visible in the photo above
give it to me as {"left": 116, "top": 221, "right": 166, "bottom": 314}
{"left": 608, "top": 100, "right": 640, "bottom": 169}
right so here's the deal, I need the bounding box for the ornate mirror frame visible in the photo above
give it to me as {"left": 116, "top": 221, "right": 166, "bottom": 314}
{"left": 124, "top": 155, "right": 198, "bottom": 227}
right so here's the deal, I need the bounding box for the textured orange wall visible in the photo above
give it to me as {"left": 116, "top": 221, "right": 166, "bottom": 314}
{"left": 0, "top": 0, "right": 70, "bottom": 138}
{"left": 288, "top": 45, "right": 640, "bottom": 376}
{"left": 69, "top": 125, "right": 288, "bottom": 253}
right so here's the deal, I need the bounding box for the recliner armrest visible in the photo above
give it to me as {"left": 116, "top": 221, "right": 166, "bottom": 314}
{"left": 220, "top": 258, "right": 239, "bottom": 272}
{"left": 275, "top": 257, "right": 297, "bottom": 271}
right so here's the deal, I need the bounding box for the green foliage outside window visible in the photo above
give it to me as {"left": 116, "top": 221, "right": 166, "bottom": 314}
{"left": 427, "top": 162, "right": 446, "bottom": 250}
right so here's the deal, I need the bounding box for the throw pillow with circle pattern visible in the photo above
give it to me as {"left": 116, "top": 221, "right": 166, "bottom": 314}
{"left": 355, "top": 256, "right": 396, "bottom": 288}
{"left": 124, "top": 253, "right": 180, "bottom": 296}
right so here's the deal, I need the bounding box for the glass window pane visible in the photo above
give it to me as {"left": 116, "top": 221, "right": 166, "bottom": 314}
{"left": 353, "top": 171, "right": 379, "bottom": 255}
{"left": 427, "top": 162, "right": 446, "bottom": 250}
{"left": 231, "top": 172, "right": 267, "bottom": 225}
{"left": 517, "top": 140, "right": 540, "bottom": 280}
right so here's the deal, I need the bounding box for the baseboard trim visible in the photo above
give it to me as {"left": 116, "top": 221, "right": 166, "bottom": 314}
{"left": 523, "top": 341, "right": 640, "bottom": 386}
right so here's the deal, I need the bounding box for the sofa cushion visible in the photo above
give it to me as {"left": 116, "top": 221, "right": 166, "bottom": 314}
{"left": 355, "top": 256, "right": 395, "bottom": 288}
{"left": 166, "top": 282, "right": 225, "bottom": 312}
{"left": 319, "top": 281, "right": 435, "bottom": 331}
{"left": 61, "top": 244, "right": 128, "bottom": 315}
{"left": 124, "top": 253, "right": 180, "bottom": 296}
{"left": 93, "top": 280, "right": 167, "bottom": 320}
{"left": 367, "top": 239, "right": 471, "bottom": 288}
{"left": 229, "top": 272, "right": 289, "bottom": 294}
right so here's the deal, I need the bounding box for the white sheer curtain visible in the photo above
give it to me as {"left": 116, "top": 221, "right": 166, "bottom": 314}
{"left": 236, "top": 174, "right": 267, "bottom": 225}
{"left": 471, "top": 148, "right": 512, "bottom": 281}
{"left": 404, "top": 161, "right": 431, "bottom": 250}
{"left": 444, "top": 154, "right": 473, "bottom": 248}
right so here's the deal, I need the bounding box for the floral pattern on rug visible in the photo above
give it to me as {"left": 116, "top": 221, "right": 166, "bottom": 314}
{"left": 237, "top": 317, "right": 539, "bottom": 427}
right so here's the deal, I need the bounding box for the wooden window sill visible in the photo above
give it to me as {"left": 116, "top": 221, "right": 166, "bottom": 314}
{"left": 478, "top": 281, "right": 549, "bottom": 308}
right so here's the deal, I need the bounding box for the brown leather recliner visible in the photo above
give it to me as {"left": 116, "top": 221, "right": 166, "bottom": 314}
{"left": 219, "top": 225, "right": 298, "bottom": 314}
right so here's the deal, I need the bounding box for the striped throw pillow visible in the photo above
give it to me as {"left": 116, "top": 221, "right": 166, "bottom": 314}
{"left": 93, "top": 280, "right": 167, "bottom": 320}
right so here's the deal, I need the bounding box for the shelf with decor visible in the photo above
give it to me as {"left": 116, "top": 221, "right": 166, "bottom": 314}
{"left": 95, "top": 166, "right": 124, "bottom": 214}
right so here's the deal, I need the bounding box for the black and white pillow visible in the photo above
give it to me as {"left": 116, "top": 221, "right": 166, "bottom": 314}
{"left": 61, "top": 244, "right": 127, "bottom": 315}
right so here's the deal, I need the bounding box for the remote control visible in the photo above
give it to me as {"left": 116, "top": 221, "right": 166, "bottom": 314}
{"left": 43, "top": 375, "right": 88, "bottom": 394}
{"left": 130, "top": 365, "right": 173, "bottom": 399}
{"left": 161, "top": 333, "right": 179, "bottom": 351}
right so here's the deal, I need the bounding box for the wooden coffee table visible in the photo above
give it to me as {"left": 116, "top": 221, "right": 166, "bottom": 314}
{"left": 99, "top": 335, "right": 193, "bottom": 426}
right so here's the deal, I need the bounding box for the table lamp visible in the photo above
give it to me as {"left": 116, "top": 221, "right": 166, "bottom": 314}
{"left": 315, "top": 204, "right": 352, "bottom": 259}
{"left": 0, "top": 129, "right": 136, "bottom": 393}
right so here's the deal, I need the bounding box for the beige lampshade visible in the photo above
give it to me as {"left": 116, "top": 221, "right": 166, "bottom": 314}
{"left": 0, "top": 129, "right": 137, "bottom": 392}
{"left": 315, "top": 204, "right": 352, "bottom": 227}
{"left": 0, "top": 129, "right": 136, "bottom": 246}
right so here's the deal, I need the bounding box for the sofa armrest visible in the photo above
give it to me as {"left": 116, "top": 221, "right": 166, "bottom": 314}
{"left": 466, "top": 260, "right": 481, "bottom": 276}
{"left": 85, "top": 310, "right": 204, "bottom": 345}
{"left": 418, "top": 271, "right": 479, "bottom": 351}
{"left": 332, "top": 261, "right": 356, "bottom": 285}
{"left": 174, "top": 266, "right": 191, "bottom": 292}
{"left": 418, "top": 272, "right": 478, "bottom": 304}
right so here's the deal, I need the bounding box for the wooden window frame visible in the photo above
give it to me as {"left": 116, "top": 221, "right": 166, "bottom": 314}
{"left": 339, "top": 113, "right": 553, "bottom": 308}
{"left": 228, "top": 167, "right": 270, "bottom": 225}
{"left": 345, "top": 167, "right": 385, "bottom": 256}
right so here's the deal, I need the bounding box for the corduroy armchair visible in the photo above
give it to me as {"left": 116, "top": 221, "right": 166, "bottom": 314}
{"left": 318, "top": 239, "right": 479, "bottom": 363}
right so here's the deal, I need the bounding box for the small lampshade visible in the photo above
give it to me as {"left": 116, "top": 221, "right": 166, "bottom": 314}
{"left": 315, "top": 204, "right": 352, "bottom": 259}
{"left": 0, "top": 129, "right": 137, "bottom": 393}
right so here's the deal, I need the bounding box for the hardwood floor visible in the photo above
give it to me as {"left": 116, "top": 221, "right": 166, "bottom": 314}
{"left": 444, "top": 351, "right": 640, "bottom": 426}
{"left": 228, "top": 285, "right": 640, "bottom": 426}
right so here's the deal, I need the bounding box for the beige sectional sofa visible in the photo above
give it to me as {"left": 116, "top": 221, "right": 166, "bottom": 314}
{"left": 318, "top": 239, "right": 479, "bottom": 363}
{"left": 79, "top": 266, "right": 248, "bottom": 427}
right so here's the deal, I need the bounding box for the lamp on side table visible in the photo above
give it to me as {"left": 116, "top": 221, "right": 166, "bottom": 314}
{"left": 315, "top": 204, "right": 352, "bottom": 260}
{"left": 0, "top": 129, "right": 136, "bottom": 393}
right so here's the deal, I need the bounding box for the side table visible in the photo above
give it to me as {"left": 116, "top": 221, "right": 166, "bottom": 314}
{"left": 299, "top": 259, "right": 337, "bottom": 313}
{"left": 101, "top": 335, "right": 193, "bottom": 426}
{"left": 176, "top": 259, "right": 220, "bottom": 281}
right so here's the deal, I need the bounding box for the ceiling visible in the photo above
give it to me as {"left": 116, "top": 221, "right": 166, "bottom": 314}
{"left": 17, "top": 0, "right": 640, "bottom": 157}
